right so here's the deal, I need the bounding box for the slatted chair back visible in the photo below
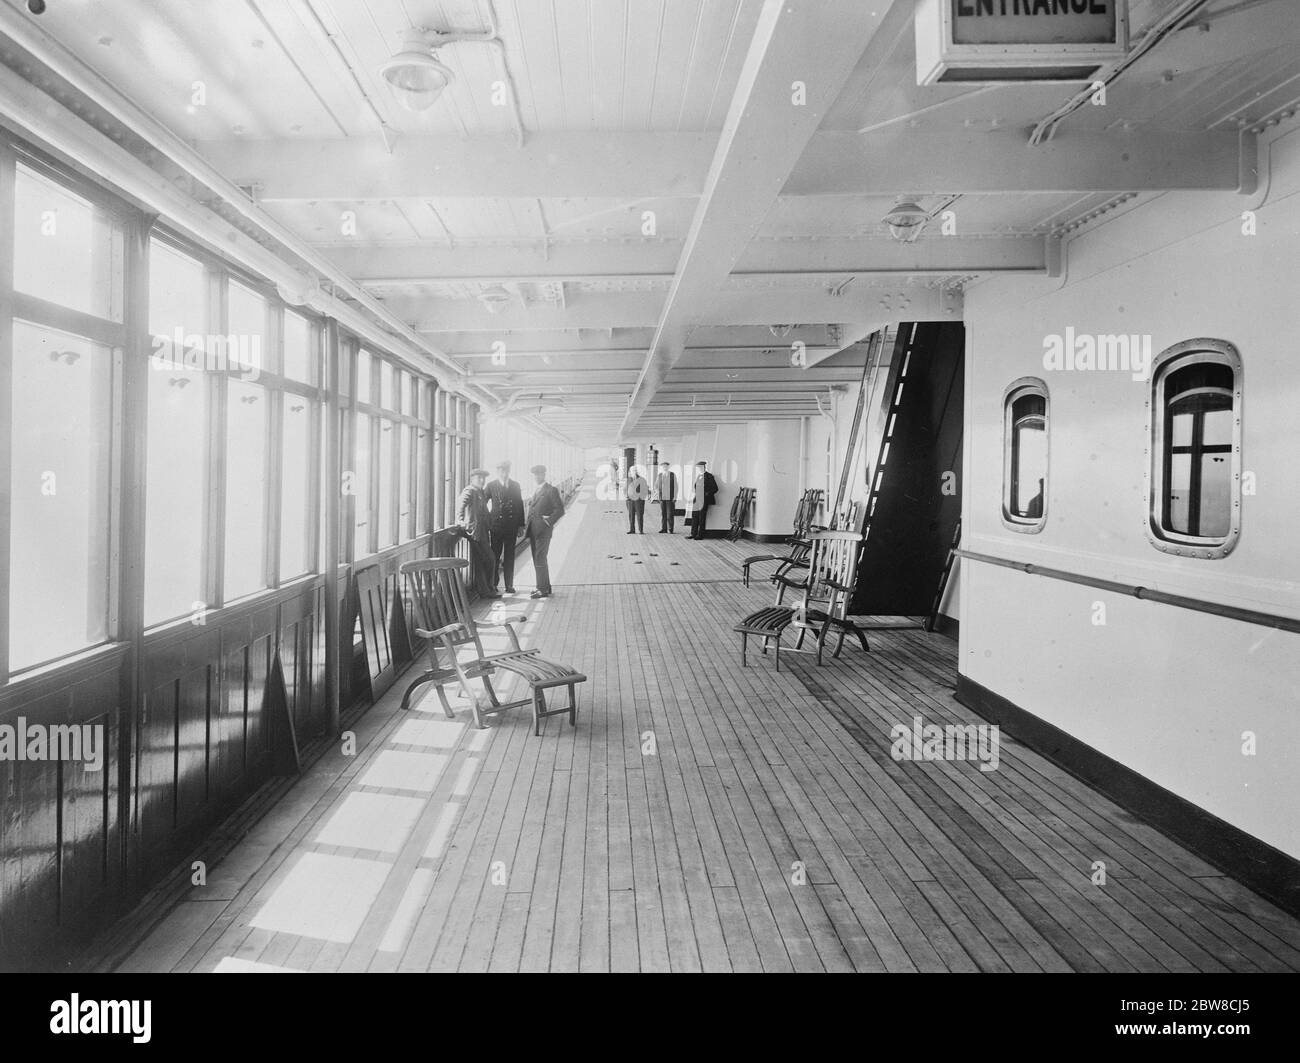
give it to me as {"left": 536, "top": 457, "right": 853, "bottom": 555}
{"left": 799, "top": 530, "right": 865, "bottom": 623}
{"left": 355, "top": 564, "right": 401, "bottom": 700}
{"left": 401, "top": 558, "right": 487, "bottom": 661}
{"left": 728, "top": 486, "right": 756, "bottom": 540}
{"left": 792, "top": 488, "right": 824, "bottom": 540}
{"left": 826, "top": 498, "right": 866, "bottom": 534}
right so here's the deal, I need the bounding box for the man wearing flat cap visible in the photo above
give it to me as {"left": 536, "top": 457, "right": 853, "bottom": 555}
{"left": 485, "top": 460, "right": 524, "bottom": 594}
{"left": 457, "top": 468, "right": 500, "bottom": 599}
{"left": 525, "top": 465, "right": 564, "bottom": 599}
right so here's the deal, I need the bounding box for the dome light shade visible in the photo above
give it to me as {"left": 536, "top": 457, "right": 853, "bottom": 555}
{"left": 380, "top": 45, "right": 454, "bottom": 112}
{"left": 883, "top": 202, "right": 929, "bottom": 243}
{"left": 478, "top": 285, "right": 512, "bottom": 314}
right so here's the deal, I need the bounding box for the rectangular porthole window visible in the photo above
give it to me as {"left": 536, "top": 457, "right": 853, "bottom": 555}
{"left": 1148, "top": 339, "right": 1242, "bottom": 559}
{"left": 1001, "top": 378, "right": 1048, "bottom": 533}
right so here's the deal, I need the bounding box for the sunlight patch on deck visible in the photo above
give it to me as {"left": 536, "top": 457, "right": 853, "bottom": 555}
{"left": 392, "top": 718, "right": 465, "bottom": 749}
{"left": 313, "top": 792, "right": 425, "bottom": 853}
{"left": 378, "top": 869, "right": 437, "bottom": 954}
{"left": 212, "top": 957, "right": 303, "bottom": 973}
{"left": 451, "top": 759, "right": 478, "bottom": 797}
{"left": 423, "top": 801, "right": 463, "bottom": 861}
{"left": 358, "top": 750, "right": 449, "bottom": 794}
{"left": 249, "top": 852, "right": 391, "bottom": 944}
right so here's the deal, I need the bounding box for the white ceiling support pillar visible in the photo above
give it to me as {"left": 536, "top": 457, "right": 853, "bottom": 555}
{"left": 618, "top": 0, "right": 897, "bottom": 438}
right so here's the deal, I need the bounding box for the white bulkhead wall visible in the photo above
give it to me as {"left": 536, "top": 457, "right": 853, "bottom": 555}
{"left": 711, "top": 423, "right": 749, "bottom": 526}
{"left": 961, "top": 127, "right": 1300, "bottom": 859}
{"left": 745, "top": 421, "right": 802, "bottom": 537}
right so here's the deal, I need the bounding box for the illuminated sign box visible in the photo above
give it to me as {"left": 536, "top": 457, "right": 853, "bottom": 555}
{"left": 915, "top": 0, "right": 1129, "bottom": 85}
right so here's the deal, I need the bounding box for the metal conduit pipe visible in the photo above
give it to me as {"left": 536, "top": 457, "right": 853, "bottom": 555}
{"left": 1029, "top": 0, "right": 1214, "bottom": 145}
{"left": 0, "top": 3, "right": 497, "bottom": 406}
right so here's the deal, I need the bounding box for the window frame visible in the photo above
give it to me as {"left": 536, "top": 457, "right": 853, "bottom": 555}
{"left": 0, "top": 130, "right": 447, "bottom": 684}
{"left": 1000, "top": 376, "right": 1049, "bottom": 534}
{"left": 1146, "top": 338, "right": 1243, "bottom": 560}
{"left": 0, "top": 144, "right": 135, "bottom": 678}
{"left": 144, "top": 227, "right": 331, "bottom": 623}
{"left": 341, "top": 341, "right": 436, "bottom": 559}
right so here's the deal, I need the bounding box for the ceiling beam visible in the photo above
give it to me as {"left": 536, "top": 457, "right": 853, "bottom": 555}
{"left": 437, "top": 325, "right": 854, "bottom": 355}
{"left": 786, "top": 128, "right": 1254, "bottom": 196}
{"left": 205, "top": 127, "right": 1251, "bottom": 199}
{"left": 403, "top": 286, "right": 959, "bottom": 333}
{"left": 333, "top": 234, "right": 1047, "bottom": 283}
{"left": 620, "top": 0, "right": 894, "bottom": 436}
{"left": 202, "top": 132, "right": 713, "bottom": 200}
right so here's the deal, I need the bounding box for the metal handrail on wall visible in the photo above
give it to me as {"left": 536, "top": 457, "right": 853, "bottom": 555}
{"left": 954, "top": 549, "right": 1300, "bottom": 635}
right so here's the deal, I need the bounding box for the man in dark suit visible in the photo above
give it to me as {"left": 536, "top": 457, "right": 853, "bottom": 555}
{"left": 653, "top": 461, "right": 678, "bottom": 533}
{"left": 485, "top": 460, "right": 524, "bottom": 593}
{"left": 456, "top": 468, "right": 500, "bottom": 599}
{"left": 689, "top": 460, "right": 718, "bottom": 540}
{"left": 625, "top": 465, "right": 650, "bottom": 534}
{"left": 525, "top": 464, "right": 564, "bottom": 599}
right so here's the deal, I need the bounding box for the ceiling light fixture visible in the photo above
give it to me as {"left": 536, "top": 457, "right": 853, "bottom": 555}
{"left": 478, "top": 284, "right": 511, "bottom": 314}
{"left": 882, "top": 201, "right": 930, "bottom": 243}
{"left": 380, "top": 33, "right": 455, "bottom": 112}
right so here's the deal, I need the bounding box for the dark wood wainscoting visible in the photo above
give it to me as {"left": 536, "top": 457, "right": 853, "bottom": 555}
{"left": 0, "top": 536, "right": 435, "bottom": 970}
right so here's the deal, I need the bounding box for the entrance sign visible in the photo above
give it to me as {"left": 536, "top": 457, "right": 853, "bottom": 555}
{"left": 915, "top": 0, "right": 1129, "bottom": 85}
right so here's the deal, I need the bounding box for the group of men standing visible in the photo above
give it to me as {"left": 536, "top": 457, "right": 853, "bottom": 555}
{"left": 455, "top": 462, "right": 564, "bottom": 601}
{"left": 455, "top": 458, "right": 720, "bottom": 603}
{"left": 623, "top": 460, "right": 717, "bottom": 541}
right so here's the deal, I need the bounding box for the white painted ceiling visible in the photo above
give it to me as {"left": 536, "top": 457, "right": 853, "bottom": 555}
{"left": 8, "top": 0, "right": 1300, "bottom": 445}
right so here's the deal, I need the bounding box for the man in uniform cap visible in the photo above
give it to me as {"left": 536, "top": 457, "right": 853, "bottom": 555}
{"left": 689, "top": 460, "right": 718, "bottom": 540}
{"left": 456, "top": 468, "right": 499, "bottom": 599}
{"left": 524, "top": 465, "right": 564, "bottom": 598}
{"left": 485, "top": 460, "right": 524, "bottom": 594}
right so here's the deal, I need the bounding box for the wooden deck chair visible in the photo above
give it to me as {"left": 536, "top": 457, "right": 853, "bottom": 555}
{"left": 728, "top": 486, "right": 755, "bottom": 540}
{"left": 740, "top": 487, "right": 823, "bottom": 587}
{"left": 398, "top": 558, "right": 587, "bottom": 735}
{"left": 734, "top": 529, "right": 869, "bottom": 670}
{"left": 787, "top": 530, "right": 871, "bottom": 664}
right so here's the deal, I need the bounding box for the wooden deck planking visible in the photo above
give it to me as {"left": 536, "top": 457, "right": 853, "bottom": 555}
{"left": 91, "top": 477, "right": 1300, "bottom": 973}
{"left": 815, "top": 640, "right": 1299, "bottom": 969}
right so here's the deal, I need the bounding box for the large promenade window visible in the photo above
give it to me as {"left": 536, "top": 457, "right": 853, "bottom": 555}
{"left": 280, "top": 311, "right": 316, "bottom": 579}
{"left": 0, "top": 136, "right": 439, "bottom": 686}
{"left": 223, "top": 283, "right": 270, "bottom": 600}
{"left": 145, "top": 239, "right": 210, "bottom": 623}
{"left": 8, "top": 323, "right": 114, "bottom": 670}
{"left": 350, "top": 349, "right": 431, "bottom": 555}
{"left": 144, "top": 237, "right": 332, "bottom": 619}
{"left": 4, "top": 158, "right": 125, "bottom": 673}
